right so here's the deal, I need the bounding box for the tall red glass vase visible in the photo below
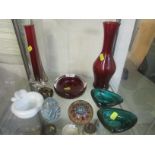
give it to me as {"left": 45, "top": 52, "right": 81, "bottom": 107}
{"left": 93, "top": 21, "right": 120, "bottom": 89}
{"left": 24, "top": 25, "right": 47, "bottom": 82}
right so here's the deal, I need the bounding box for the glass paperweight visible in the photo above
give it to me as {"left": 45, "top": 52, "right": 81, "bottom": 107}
{"left": 97, "top": 108, "right": 137, "bottom": 133}
{"left": 91, "top": 89, "right": 123, "bottom": 108}
{"left": 83, "top": 123, "right": 96, "bottom": 135}
{"left": 41, "top": 97, "right": 61, "bottom": 123}
{"left": 62, "top": 124, "right": 79, "bottom": 135}
{"left": 54, "top": 74, "right": 87, "bottom": 99}
{"left": 68, "top": 100, "right": 93, "bottom": 125}
{"left": 42, "top": 124, "right": 57, "bottom": 135}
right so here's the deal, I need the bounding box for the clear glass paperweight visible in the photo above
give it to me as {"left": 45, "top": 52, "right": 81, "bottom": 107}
{"left": 41, "top": 97, "right": 61, "bottom": 123}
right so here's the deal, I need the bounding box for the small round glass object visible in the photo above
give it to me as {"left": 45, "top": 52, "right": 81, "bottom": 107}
{"left": 41, "top": 97, "right": 61, "bottom": 123}
{"left": 83, "top": 123, "right": 96, "bottom": 135}
{"left": 68, "top": 100, "right": 93, "bottom": 125}
{"left": 62, "top": 124, "right": 79, "bottom": 135}
{"left": 42, "top": 124, "right": 57, "bottom": 135}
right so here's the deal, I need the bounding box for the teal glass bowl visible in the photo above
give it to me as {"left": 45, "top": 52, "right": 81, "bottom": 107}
{"left": 97, "top": 108, "right": 137, "bottom": 133}
{"left": 91, "top": 89, "right": 123, "bottom": 108}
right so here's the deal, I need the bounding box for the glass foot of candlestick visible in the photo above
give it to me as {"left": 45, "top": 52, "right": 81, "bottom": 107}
{"left": 30, "top": 81, "right": 53, "bottom": 98}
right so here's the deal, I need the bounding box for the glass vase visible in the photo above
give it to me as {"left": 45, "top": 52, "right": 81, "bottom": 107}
{"left": 93, "top": 21, "right": 120, "bottom": 89}
{"left": 24, "top": 24, "right": 48, "bottom": 83}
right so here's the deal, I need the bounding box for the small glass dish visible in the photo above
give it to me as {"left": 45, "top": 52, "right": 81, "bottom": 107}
{"left": 68, "top": 100, "right": 93, "bottom": 125}
{"left": 91, "top": 89, "right": 123, "bottom": 108}
{"left": 54, "top": 74, "right": 87, "bottom": 99}
{"left": 11, "top": 91, "right": 44, "bottom": 119}
{"left": 97, "top": 108, "right": 137, "bottom": 133}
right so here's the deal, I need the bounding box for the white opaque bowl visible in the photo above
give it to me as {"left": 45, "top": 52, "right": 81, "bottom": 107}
{"left": 11, "top": 92, "right": 44, "bottom": 119}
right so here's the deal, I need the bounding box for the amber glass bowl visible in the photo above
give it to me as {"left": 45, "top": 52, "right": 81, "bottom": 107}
{"left": 53, "top": 74, "right": 87, "bottom": 99}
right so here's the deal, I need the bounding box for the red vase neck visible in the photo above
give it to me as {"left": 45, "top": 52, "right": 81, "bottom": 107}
{"left": 102, "top": 21, "right": 120, "bottom": 55}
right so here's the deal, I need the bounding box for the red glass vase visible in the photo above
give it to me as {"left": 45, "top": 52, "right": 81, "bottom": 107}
{"left": 24, "top": 24, "right": 47, "bottom": 82}
{"left": 93, "top": 21, "right": 120, "bottom": 89}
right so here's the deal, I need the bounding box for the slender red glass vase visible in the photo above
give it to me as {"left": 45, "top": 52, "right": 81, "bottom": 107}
{"left": 93, "top": 21, "right": 120, "bottom": 89}
{"left": 24, "top": 25, "right": 47, "bottom": 82}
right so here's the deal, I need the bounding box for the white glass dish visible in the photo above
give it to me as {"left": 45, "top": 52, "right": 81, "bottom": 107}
{"left": 11, "top": 90, "right": 44, "bottom": 119}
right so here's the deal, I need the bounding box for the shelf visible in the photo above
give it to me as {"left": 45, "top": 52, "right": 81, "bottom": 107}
{"left": 0, "top": 69, "right": 134, "bottom": 135}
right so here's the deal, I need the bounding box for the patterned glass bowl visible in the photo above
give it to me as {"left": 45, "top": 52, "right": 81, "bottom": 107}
{"left": 54, "top": 74, "right": 87, "bottom": 99}
{"left": 68, "top": 100, "right": 93, "bottom": 125}
{"left": 97, "top": 108, "right": 137, "bottom": 133}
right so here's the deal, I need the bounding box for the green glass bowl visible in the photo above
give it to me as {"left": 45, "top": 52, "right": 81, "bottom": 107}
{"left": 97, "top": 108, "right": 137, "bottom": 133}
{"left": 91, "top": 89, "right": 123, "bottom": 108}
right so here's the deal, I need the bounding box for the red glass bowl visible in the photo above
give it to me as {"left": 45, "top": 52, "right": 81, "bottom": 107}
{"left": 53, "top": 74, "right": 87, "bottom": 99}
{"left": 68, "top": 100, "right": 93, "bottom": 125}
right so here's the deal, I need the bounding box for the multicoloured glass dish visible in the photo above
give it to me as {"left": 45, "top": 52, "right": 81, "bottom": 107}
{"left": 68, "top": 100, "right": 93, "bottom": 125}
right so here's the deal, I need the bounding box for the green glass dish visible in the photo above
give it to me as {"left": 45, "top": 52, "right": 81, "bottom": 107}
{"left": 91, "top": 89, "right": 123, "bottom": 108}
{"left": 97, "top": 108, "right": 137, "bottom": 133}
